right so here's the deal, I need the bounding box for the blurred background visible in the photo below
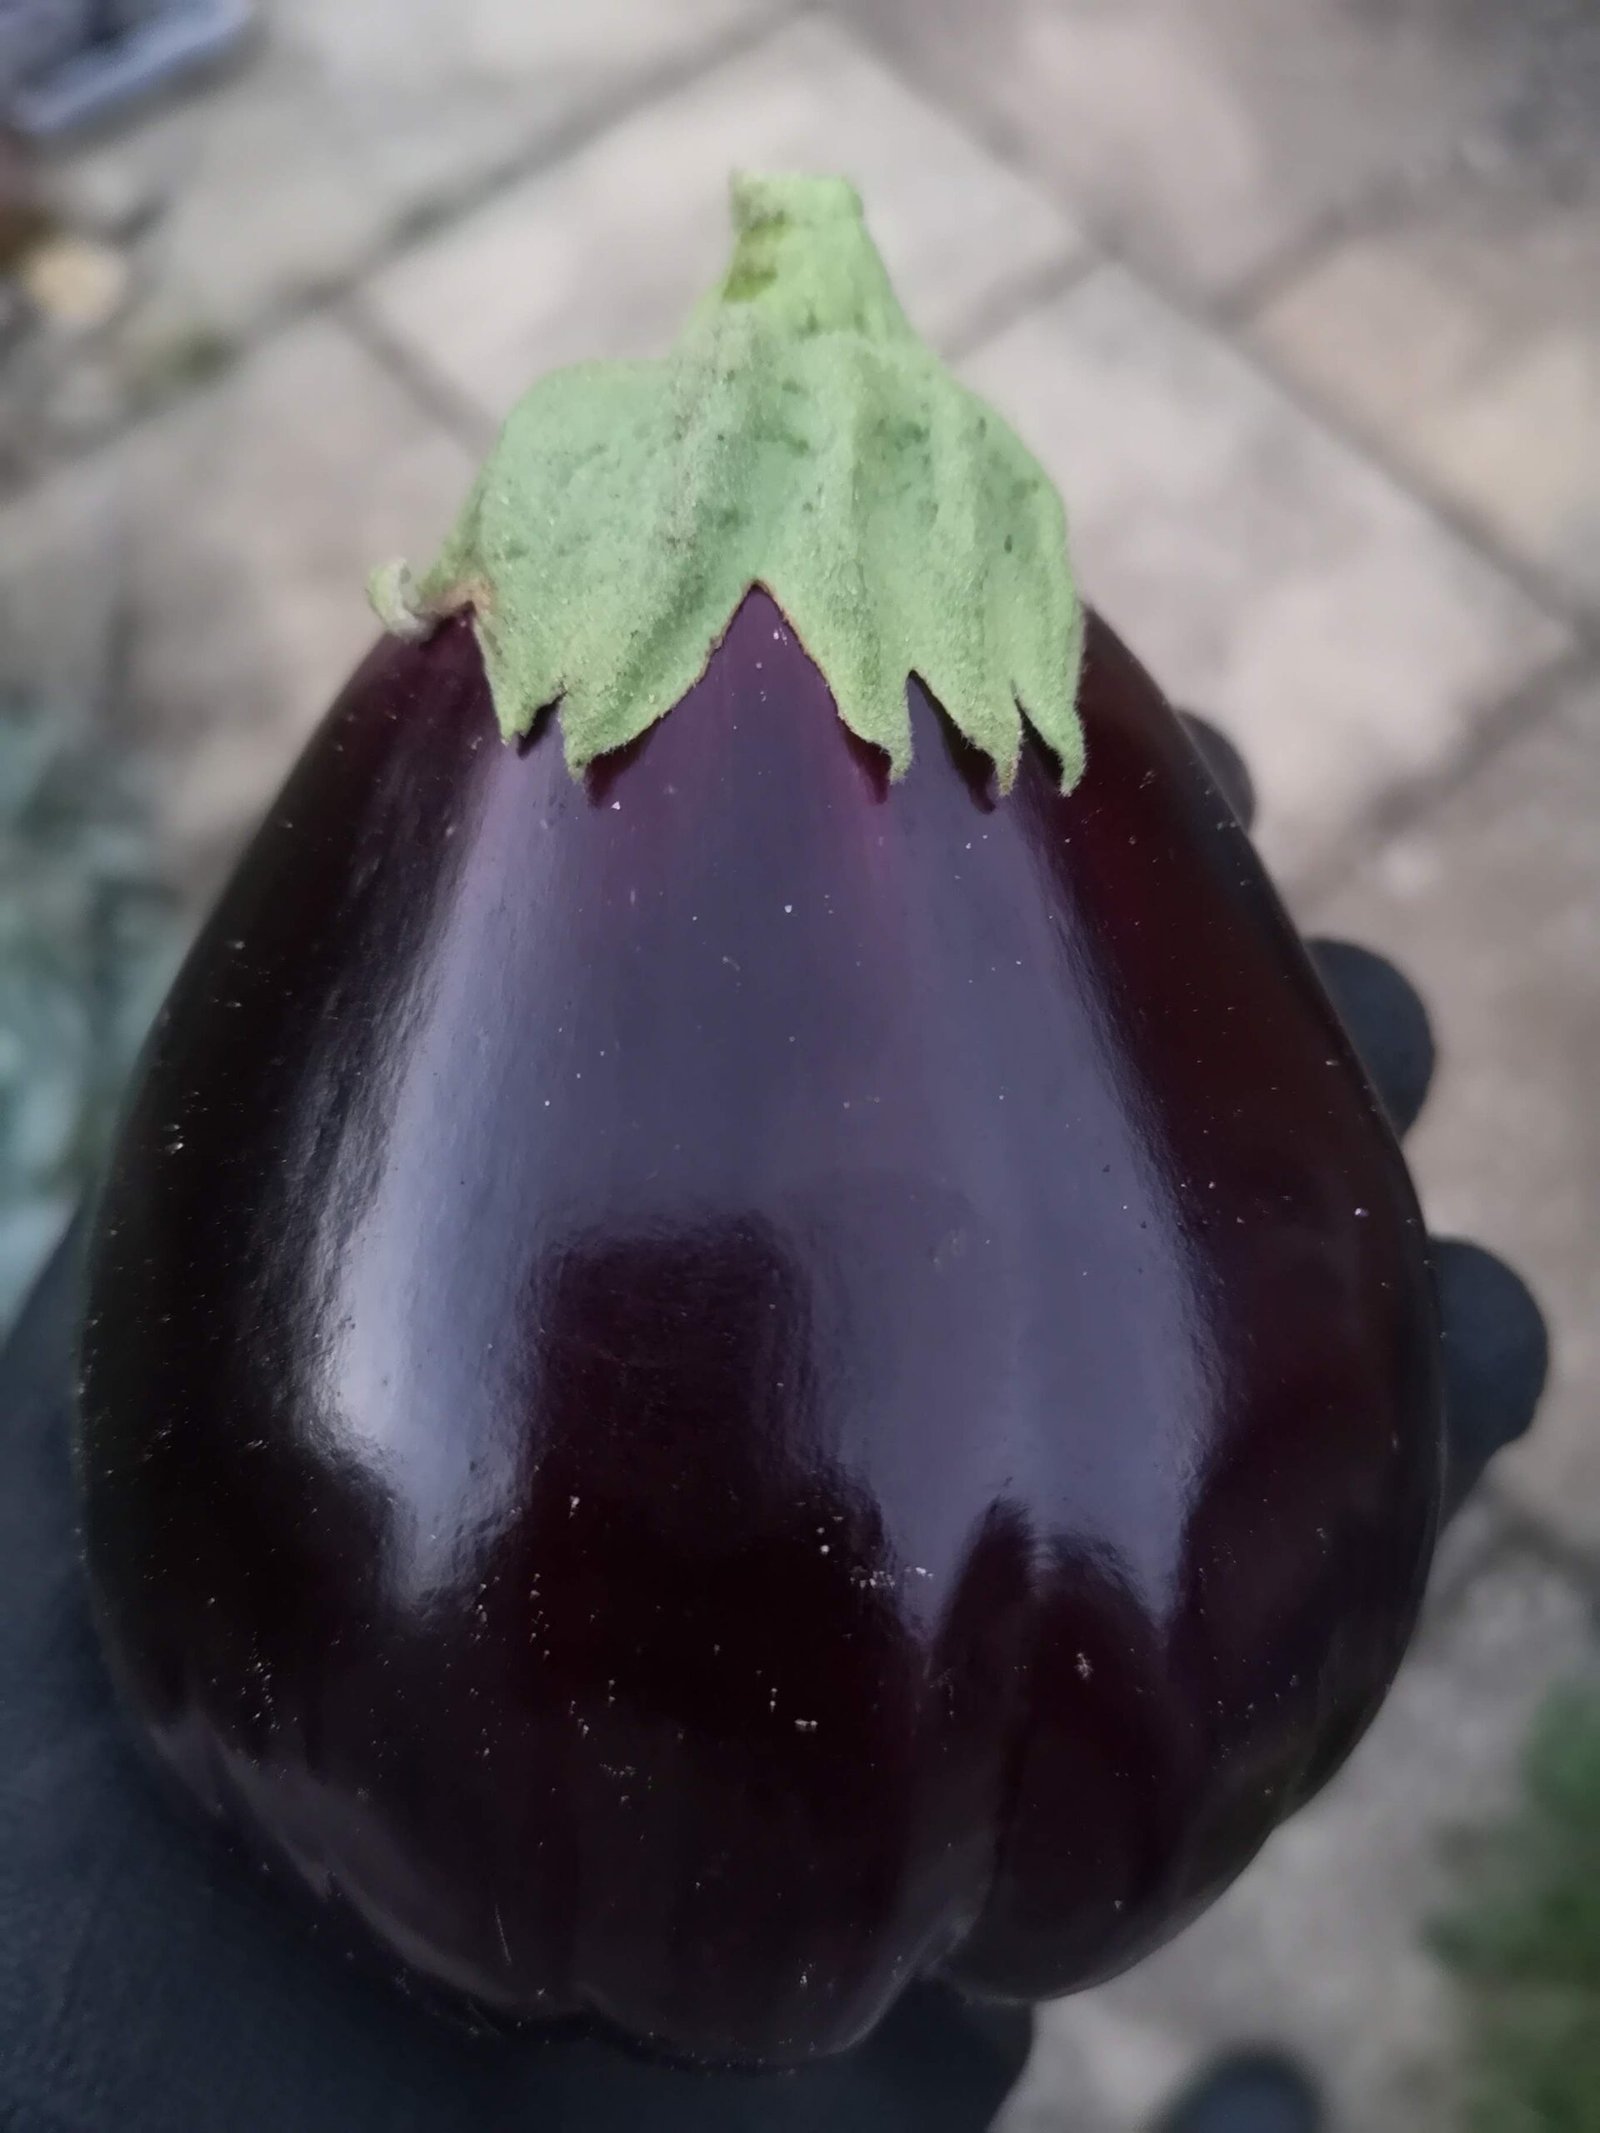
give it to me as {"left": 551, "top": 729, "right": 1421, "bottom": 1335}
{"left": 1, "top": 1, "right": 1597, "bottom": 2127}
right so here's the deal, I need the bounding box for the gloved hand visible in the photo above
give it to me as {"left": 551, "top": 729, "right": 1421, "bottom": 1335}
{"left": 0, "top": 716, "right": 1546, "bottom": 2133}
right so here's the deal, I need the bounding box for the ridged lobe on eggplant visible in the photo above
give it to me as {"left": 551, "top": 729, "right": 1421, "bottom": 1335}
{"left": 78, "top": 594, "right": 1440, "bottom": 2064}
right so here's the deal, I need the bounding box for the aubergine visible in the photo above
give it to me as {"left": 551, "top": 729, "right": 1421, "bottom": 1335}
{"left": 77, "top": 175, "right": 1441, "bottom": 2068}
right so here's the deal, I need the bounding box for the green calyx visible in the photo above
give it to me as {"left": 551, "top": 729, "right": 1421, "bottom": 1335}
{"left": 371, "top": 172, "right": 1084, "bottom": 791}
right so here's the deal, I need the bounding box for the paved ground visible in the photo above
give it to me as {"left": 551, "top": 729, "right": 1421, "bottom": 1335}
{"left": 2, "top": 2, "right": 1598, "bottom": 2125}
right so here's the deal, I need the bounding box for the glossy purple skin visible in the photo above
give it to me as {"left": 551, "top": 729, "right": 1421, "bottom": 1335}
{"left": 78, "top": 594, "right": 1441, "bottom": 2065}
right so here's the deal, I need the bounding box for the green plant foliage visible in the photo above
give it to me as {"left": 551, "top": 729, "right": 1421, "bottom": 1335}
{"left": 0, "top": 683, "right": 184, "bottom": 1326}
{"left": 1435, "top": 1686, "right": 1600, "bottom": 2132}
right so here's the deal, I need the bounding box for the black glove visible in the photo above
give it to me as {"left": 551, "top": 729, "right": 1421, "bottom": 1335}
{"left": 0, "top": 717, "right": 1546, "bottom": 2133}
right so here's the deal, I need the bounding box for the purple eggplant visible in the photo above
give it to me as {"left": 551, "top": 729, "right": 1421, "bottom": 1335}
{"left": 77, "top": 175, "right": 1441, "bottom": 2067}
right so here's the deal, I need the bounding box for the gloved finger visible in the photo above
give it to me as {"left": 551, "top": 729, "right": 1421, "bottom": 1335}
{"left": 1434, "top": 1238, "right": 1548, "bottom": 1521}
{"left": 1180, "top": 713, "right": 1255, "bottom": 830}
{"left": 1306, "top": 939, "right": 1435, "bottom": 1137}
{"left": 1175, "top": 714, "right": 1434, "bottom": 1135}
{"left": 1154, "top": 2051, "right": 1322, "bottom": 2133}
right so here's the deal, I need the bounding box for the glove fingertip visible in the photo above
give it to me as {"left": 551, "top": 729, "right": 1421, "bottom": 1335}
{"left": 1434, "top": 1237, "right": 1549, "bottom": 1515}
{"left": 1180, "top": 713, "right": 1256, "bottom": 831}
{"left": 1308, "top": 939, "right": 1435, "bottom": 1137}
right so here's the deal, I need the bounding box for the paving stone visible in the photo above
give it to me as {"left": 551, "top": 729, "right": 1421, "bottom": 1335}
{"left": 115, "top": 318, "right": 475, "bottom": 892}
{"left": 359, "top": 15, "right": 1086, "bottom": 423}
{"left": 847, "top": 0, "right": 1600, "bottom": 297}
{"left": 1254, "top": 168, "right": 1600, "bottom": 613}
{"left": 1426, "top": 1495, "right": 1514, "bottom": 1619}
{"left": 960, "top": 267, "right": 1571, "bottom": 886}
{"left": 44, "top": 0, "right": 781, "bottom": 361}
{"left": 0, "top": 451, "right": 123, "bottom": 712}
{"left": 999, "top": 1546, "right": 1597, "bottom": 2133}
{"left": 1310, "top": 670, "right": 1600, "bottom": 1564}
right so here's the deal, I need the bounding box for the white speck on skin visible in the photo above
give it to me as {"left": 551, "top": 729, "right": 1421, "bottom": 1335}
{"left": 1076, "top": 1652, "right": 1093, "bottom": 1681}
{"left": 784, "top": 903, "right": 794, "bottom": 914}
{"left": 611, "top": 801, "right": 621, "bottom": 811}
{"left": 569, "top": 1496, "right": 580, "bottom": 1513}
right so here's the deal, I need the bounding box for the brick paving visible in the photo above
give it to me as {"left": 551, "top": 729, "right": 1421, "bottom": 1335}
{"left": 1, "top": 3, "right": 1596, "bottom": 2123}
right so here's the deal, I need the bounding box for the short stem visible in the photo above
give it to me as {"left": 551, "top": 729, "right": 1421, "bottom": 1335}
{"left": 696, "top": 172, "right": 914, "bottom": 346}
